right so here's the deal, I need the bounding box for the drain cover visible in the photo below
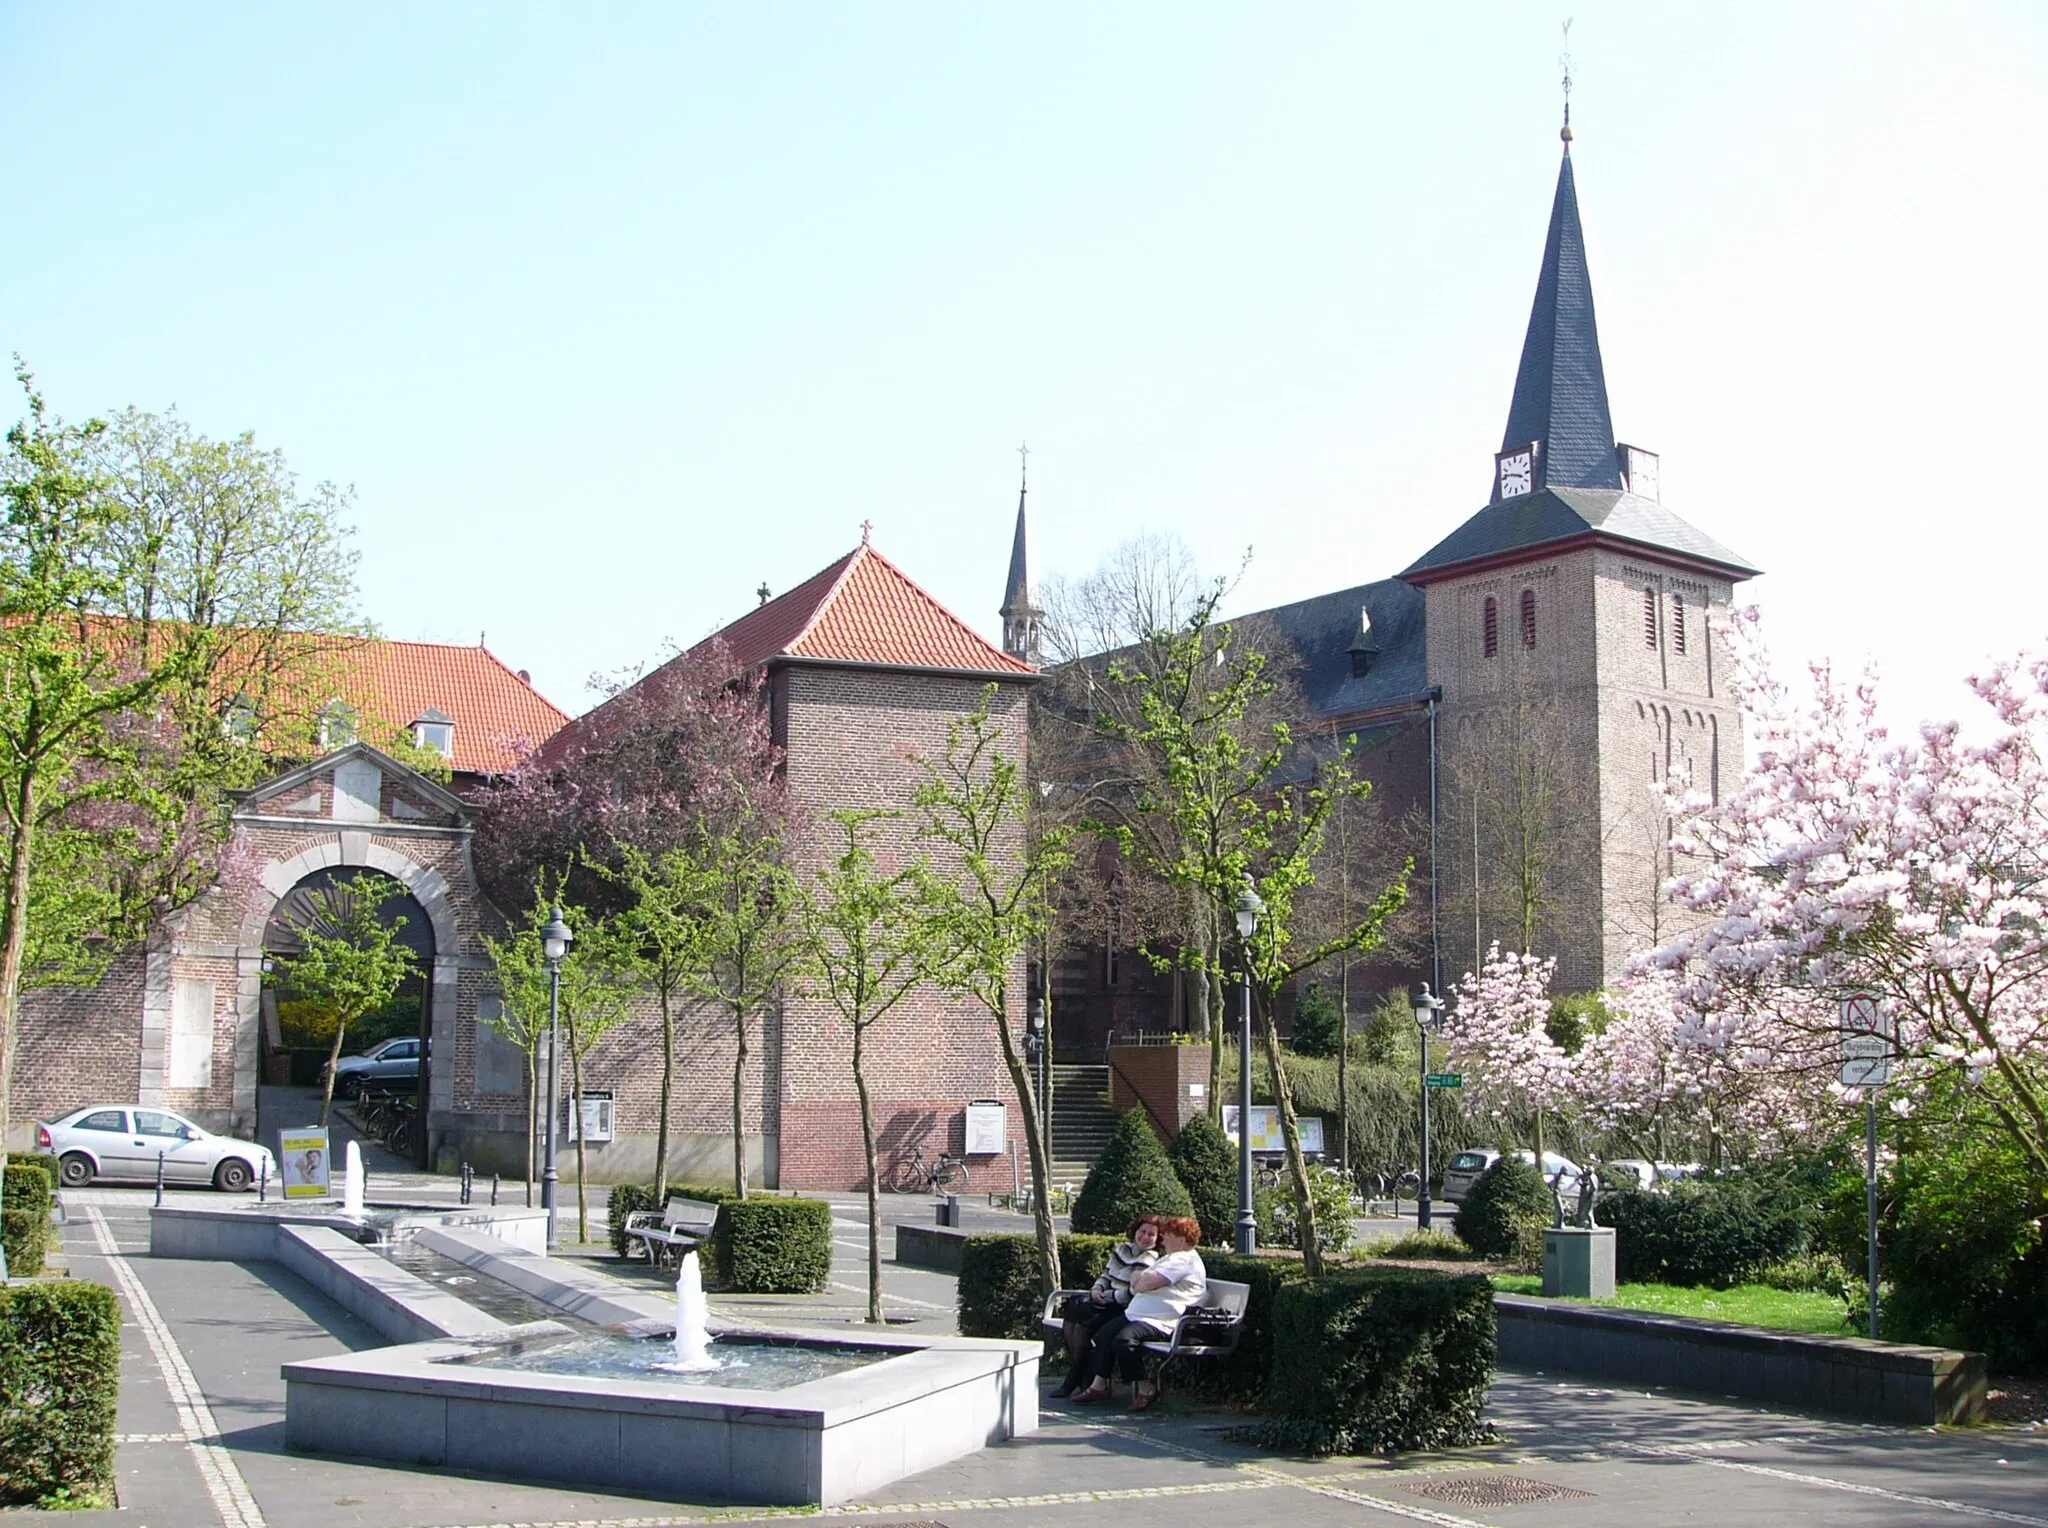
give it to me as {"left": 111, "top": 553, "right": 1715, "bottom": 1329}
{"left": 1398, "top": 1475, "right": 1590, "bottom": 1506}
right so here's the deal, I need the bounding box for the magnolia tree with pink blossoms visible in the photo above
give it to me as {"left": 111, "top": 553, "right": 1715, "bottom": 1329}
{"left": 1651, "top": 610, "right": 2048, "bottom": 1184}
{"left": 1445, "top": 944, "right": 1575, "bottom": 1157}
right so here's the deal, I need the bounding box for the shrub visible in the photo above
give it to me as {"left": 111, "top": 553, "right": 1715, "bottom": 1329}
{"left": 1070, "top": 1111, "right": 1193, "bottom": 1236}
{"left": 1244, "top": 1266, "right": 1497, "bottom": 1455}
{"left": 1167, "top": 1115, "right": 1238, "bottom": 1247}
{"left": 1, "top": 1163, "right": 51, "bottom": 1280}
{"left": 957, "top": 1232, "right": 1119, "bottom": 1338}
{"left": 1456, "top": 1156, "right": 1551, "bottom": 1261}
{"left": 0, "top": 1281, "right": 120, "bottom": 1507}
{"left": 1290, "top": 982, "right": 1343, "bottom": 1057}
{"left": 1598, "top": 1178, "right": 1810, "bottom": 1288}
{"left": 4, "top": 1155, "right": 54, "bottom": 1196}
{"left": 1173, "top": 1250, "right": 1297, "bottom": 1402}
{"left": 1261, "top": 1161, "right": 1355, "bottom": 1256}
{"left": 1372, "top": 1229, "right": 1477, "bottom": 1261}
{"left": 715, "top": 1197, "right": 831, "bottom": 1294}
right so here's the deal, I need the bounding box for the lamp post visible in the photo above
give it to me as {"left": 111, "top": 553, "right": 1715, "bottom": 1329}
{"left": 541, "top": 906, "right": 572, "bottom": 1253}
{"left": 1233, "top": 882, "right": 1264, "bottom": 1257}
{"left": 1411, "top": 982, "right": 1444, "bottom": 1231}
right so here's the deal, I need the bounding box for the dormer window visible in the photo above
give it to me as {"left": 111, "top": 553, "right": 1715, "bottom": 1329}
{"left": 1482, "top": 597, "right": 1499, "bottom": 658}
{"left": 222, "top": 695, "right": 257, "bottom": 744}
{"left": 1346, "top": 606, "right": 1378, "bottom": 678}
{"left": 318, "top": 700, "right": 358, "bottom": 750}
{"left": 412, "top": 707, "right": 454, "bottom": 757}
{"left": 1519, "top": 588, "right": 1537, "bottom": 649}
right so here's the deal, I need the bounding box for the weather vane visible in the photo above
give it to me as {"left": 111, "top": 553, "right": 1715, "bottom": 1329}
{"left": 1018, "top": 440, "right": 1030, "bottom": 490}
{"left": 1560, "top": 18, "right": 1575, "bottom": 144}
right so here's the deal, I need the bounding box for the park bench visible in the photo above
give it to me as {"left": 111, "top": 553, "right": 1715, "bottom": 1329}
{"left": 1040, "top": 1277, "right": 1251, "bottom": 1363}
{"left": 621, "top": 1196, "right": 721, "bottom": 1269}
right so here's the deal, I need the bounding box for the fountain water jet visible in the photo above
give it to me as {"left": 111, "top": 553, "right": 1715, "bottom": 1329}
{"left": 671, "top": 1250, "right": 716, "bottom": 1370}
{"left": 341, "top": 1141, "right": 365, "bottom": 1217}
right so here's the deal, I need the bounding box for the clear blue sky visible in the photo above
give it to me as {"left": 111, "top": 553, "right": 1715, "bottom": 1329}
{"left": 5, "top": 3, "right": 2044, "bottom": 726}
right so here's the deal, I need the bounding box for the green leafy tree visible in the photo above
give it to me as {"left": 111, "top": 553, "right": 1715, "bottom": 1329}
{"left": 480, "top": 889, "right": 559, "bottom": 1205}
{"left": 1072, "top": 1110, "right": 1194, "bottom": 1235}
{"left": 1291, "top": 982, "right": 1343, "bottom": 1058}
{"left": 555, "top": 910, "right": 644, "bottom": 1244}
{"left": 796, "top": 811, "right": 939, "bottom": 1323}
{"left": 278, "top": 878, "right": 418, "bottom": 1125}
{"left": 912, "top": 690, "right": 1073, "bottom": 1307}
{"left": 1167, "top": 1113, "right": 1238, "bottom": 1246}
{"left": 606, "top": 843, "right": 709, "bottom": 1207}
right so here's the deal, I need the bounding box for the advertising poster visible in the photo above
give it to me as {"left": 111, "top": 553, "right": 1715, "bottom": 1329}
{"left": 279, "top": 1128, "right": 332, "bottom": 1199}
{"left": 1222, "top": 1106, "right": 1325, "bottom": 1155}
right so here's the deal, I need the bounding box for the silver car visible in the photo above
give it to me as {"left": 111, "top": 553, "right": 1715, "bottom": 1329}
{"left": 36, "top": 1105, "right": 275, "bottom": 1192}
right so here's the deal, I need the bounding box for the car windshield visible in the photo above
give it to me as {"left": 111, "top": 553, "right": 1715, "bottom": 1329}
{"left": 1450, "top": 1152, "right": 1490, "bottom": 1170}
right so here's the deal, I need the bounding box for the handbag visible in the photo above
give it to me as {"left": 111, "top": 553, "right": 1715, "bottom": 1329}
{"left": 1058, "top": 1294, "right": 1101, "bottom": 1322}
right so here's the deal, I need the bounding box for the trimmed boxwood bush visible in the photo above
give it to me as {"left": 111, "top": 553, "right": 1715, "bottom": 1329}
{"left": 603, "top": 1182, "right": 830, "bottom": 1294}
{"left": 1, "top": 1159, "right": 52, "bottom": 1281}
{"left": 1599, "top": 1178, "right": 1809, "bottom": 1288}
{"left": 1245, "top": 1266, "right": 1496, "bottom": 1455}
{"left": 716, "top": 1197, "right": 831, "bottom": 1294}
{"left": 1167, "top": 1115, "right": 1238, "bottom": 1248}
{"left": 1071, "top": 1110, "right": 1193, "bottom": 1235}
{"left": 0, "top": 1281, "right": 120, "bottom": 1507}
{"left": 1456, "top": 1156, "right": 1551, "bottom": 1261}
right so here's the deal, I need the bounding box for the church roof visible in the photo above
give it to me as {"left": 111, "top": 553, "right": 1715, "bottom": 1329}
{"left": 1233, "top": 576, "right": 1430, "bottom": 720}
{"left": 323, "top": 638, "right": 569, "bottom": 773}
{"left": 1501, "top": 147, "right": 1621, "bottom": 492}
{"left": 717, "top": 540, "right": 1034, "bottom": 676}
{"left": 1402, "top": 486, "right": 1760, "bottom": 583}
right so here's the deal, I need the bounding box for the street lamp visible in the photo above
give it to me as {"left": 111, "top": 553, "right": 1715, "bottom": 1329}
{"left": 541, "top": 906, "right": 572, "bottom": 1253}
{"left": 1411, "top": 982, "right": 1444, "bottom": 1231}
{"left": 1233, "top": 881, "right": 1264, "bottom": 1257}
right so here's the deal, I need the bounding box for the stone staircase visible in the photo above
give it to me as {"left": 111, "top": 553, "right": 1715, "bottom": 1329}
{"left": 1045, "top": 1063, "right": 1116, "bottom": 1194}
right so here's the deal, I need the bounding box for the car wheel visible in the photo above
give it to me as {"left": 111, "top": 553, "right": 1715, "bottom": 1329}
{"left": 59, "top": 1152, "right": 94, "bottom": 1188}
{"left": 213, "top": 1158, "right": 253, "bottom": 1193}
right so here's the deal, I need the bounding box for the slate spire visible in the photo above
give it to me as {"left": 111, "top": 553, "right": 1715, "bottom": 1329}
{"left": 1000, "top": 446, "right": 1043, "bottom": 665}
{"left": 1499, "top": 139, "right": 1624, "bottom": 492}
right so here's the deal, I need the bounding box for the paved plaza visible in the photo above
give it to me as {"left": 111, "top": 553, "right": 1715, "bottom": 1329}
{"left": 8, "top": 1183, "right": 2045, "bottom": 1528}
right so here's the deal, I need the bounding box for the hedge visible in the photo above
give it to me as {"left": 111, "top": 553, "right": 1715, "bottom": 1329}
{"left": 1, "top": 1159, "right": 52, "bottom": 1281}
{"left": 603, "top": 1183, "right": 831, "bottom": 1294}
{"left": 956, "top": 1234, "right": 1294, "bottom": 1403}
{"left": 1456, "top": 1156, "right": 1551, "bottom": 1261}
{"left": 0, "top": 1281, "right": 120, "bottom": 1507}
{"left": 1599, "top": 1178, "right": 1809, "bottom": 1288}
{"left": 1071, "top": 1111, "right": 1193, "bottom": 1235}
{"left": 1167, "top": 1116, "right": 1238, "bottom": 1248}
{"left": 1244, "top": 1266, "right": 1496, "bottom": 1455}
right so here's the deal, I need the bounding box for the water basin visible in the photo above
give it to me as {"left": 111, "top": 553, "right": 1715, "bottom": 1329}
{"left": 441, "top": 1331, "right": 908, "bottom": 1391}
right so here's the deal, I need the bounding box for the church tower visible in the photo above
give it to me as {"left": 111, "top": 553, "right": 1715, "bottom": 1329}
{"left": 1403, "top": 124, "right": 1759, "bottom": 991}
{"left": 999, "top": 456, "right": 1044, "bottom": 665}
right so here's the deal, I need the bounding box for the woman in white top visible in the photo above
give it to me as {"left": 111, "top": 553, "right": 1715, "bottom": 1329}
{"left": 1068, "top": 1215, "right": 1206, "bottom": 1412}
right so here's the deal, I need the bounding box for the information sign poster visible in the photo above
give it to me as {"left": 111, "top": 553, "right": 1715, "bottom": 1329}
{"left": 279, "top": 1128, "right": 331, "bottom": 1199}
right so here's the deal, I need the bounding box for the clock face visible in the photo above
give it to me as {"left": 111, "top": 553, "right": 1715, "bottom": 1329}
{"left": 1499, "top": 449, "right": 1535, "bottom": 499}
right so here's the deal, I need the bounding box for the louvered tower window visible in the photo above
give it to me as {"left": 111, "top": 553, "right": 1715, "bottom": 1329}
{"left": 1671, "top": 594, "right": 1687, "bottom": 655}
{"left": 1642, "top": 588, "right": 1658, "bottom": 649}
{"left": 1520, "top": 588, "right": 1537, "bottom": 649}
{"left": 1482, "top": 597, "right": 1499, "bottom": 657}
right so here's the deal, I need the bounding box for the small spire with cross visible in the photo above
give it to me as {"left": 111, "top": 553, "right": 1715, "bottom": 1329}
{"left": 1017, "top": 440, "right": 1029, "bottom": 492}
{"left": 1559, "top": 17, "right": 1575, "bottom": 146}
{"left": 860, "top": 519, "right": 873, "bottom": 547}
{"left": 756, "top": 581, "right": 771, "bottom": 607}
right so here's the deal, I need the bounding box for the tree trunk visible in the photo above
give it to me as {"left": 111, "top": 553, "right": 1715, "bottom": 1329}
{"left": 992, "top": 984, "right": 1061, "bottom": 1308}
{"left": 0, "top": 769, "right": 35, "bottom": 1270}
{"left": 732, "top": 999, "right": 750, "bottom": 1199}
{"left": 1257, "top": 997, "right": 1323, "bottom": 1278}
{"left": 569, "top": 1032, "right": 589, "bottom": 1245}
{"left": 653, "top": 980, "right": 674, "bottom": 1205}
{"left": 853, "top": 1021, "right": 882, "bottom": 1324}
{"left": 318, "top": 1016, "right": 350, "bottom": 1126}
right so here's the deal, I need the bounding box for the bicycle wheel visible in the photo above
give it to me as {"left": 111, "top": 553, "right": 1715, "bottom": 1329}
{"left": 892, "top": 1154, "right": 927, "bottom": 1194}
{"left": 932, "top": 1157, "right": 968, "bottom": 1194}
{"left": 1395, "top": 1170, "right": 1423, "bottom": 1202}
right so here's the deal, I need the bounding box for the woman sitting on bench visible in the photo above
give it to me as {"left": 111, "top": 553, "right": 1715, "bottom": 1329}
{"left": 1069, "top": 1215, "right": 1205, "bottom": 1412}
{"left": 1050, "top": 1215, "right": 1159, "bottom": 1399}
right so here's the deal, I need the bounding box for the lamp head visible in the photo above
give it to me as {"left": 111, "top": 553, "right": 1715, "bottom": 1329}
{"left": 542, "top": 906, "right": 573, "bottom": 963}
{"left": 1233, "top": 882, "right": 1264, "bottom": 939}
{"left": 1410, "top": 980, "right": 1444, "bottom": 1029}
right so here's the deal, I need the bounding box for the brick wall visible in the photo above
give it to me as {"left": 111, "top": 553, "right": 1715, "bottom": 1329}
{"left": 13, "top": 951, "right": 146, "bottom": 1134}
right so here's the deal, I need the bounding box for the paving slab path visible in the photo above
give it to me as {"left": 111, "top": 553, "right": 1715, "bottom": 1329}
{"left": 11, "top": 1188, "right": 2045, "bottom": 1528}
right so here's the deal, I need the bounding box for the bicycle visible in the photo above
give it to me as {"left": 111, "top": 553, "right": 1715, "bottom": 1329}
{"left": 897, "top": 1144, "right": 968, "bottom": 1195}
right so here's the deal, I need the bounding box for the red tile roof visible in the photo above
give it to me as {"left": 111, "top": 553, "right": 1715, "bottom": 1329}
{"left": 322, "top": 637, "right": 569, "bottom": 774}
{"left": 715, "top": 542, "right": 1034, "bottom": 675}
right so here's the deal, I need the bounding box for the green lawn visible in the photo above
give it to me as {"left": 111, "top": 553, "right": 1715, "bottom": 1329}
{"left": 1491, "top": 1275, "right": 1857, "bottom": 1335}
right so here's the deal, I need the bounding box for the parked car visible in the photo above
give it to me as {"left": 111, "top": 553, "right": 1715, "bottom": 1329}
{"left": 1440, "top": 1147, "right": 1584, "bottom": 1205}
{"left": 324, "top": 1035, "right": 425, "bottom": 1100}
{"left": 36, "top": 1106, "right": 276, "bottom": 1191}
{"left": 1601, "top": 1157, "right": 1660, "bottom": 1190}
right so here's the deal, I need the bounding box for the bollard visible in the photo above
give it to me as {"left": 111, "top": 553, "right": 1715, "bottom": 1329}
{"left": 155, "top": 1151, "right": 165, "bottom": 1207}
{"left": 259, "top": 1158, "right": 269, "bottom": 1203}
{"left": 490, "top": 1172, "right": 500, "bottom": 1207}
{"left": 459, "top": 1162, "right": 473, "bottom": 1206}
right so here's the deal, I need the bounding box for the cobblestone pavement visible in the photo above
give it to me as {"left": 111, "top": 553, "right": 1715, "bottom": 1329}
{"left": 11, "top": 1189, "right": 2045, "bottom": 1528}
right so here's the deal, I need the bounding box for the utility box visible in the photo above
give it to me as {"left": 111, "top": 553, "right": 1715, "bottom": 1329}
{"left": 1542, "top": 1227, "right": 1617, "bottom": 1299}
